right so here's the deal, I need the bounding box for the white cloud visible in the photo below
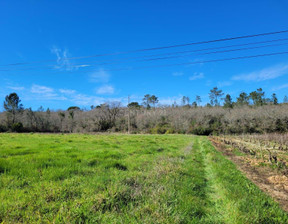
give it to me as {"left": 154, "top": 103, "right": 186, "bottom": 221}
{"left": 59, "top": 89, "right": 76, "bottom": 95}
{"left": 172, "top": 72, "right": 184, "bottom": 76}
{"left": 232, "top": 63, "right": 288, "bottom": 82}
{"left": 10, "top": 84, "right": 125, "bottom": 106}
{"left": 68, "top": 93, "right": 125, "bottom": 106}
{"left": 272, "top": 83, "right": 288, "bottom": 91}
{"left": 74, "top": 64, "right": 90, "bottom": 68}
{"left": 29, "top": 84, "right": 67, "bottom": 101}
{"left": 96, "top": 85, "right": 115, "bottom": 94}
{"left": 217, "top": 81, "right": 233, "bottom": 87}
{"left": 159, "top": 96, "right": 183, "bottom": 105}
{"left": 70, "top": 93, "right": 101, "bottom": 106}
{"left": 51, "top": 46, "right": 89, "bottom": 71}
{"left": 90, "top": 69, "right": 110, "bottom": 83}
{"left": 51, "top": 46, "right": 71, "bottom": 71}
{"left": 189, "top": 72, "right": 204, "bottom": 81}
{"left": 31, "top": 85, "right": 54, "bottom": 94}
{"left": 8, "top": 86, "right": 25, "bottom": 91}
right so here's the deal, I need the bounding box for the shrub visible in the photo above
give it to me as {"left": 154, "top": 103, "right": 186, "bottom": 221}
{"left": 11, "top": 122, "right": 23, "bottom": 132}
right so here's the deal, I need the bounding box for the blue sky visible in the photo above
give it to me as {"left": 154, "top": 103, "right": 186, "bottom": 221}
{"left": 1, "top": 0, "right": 288, "bottom": 110}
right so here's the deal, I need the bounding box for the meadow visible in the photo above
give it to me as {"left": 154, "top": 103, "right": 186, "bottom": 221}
{"left": 0, "top": 134, "right": 287, "bottom": 223}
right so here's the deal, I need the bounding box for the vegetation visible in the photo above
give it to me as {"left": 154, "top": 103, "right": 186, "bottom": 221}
{"left": 0, "top": 134, "right": 287, "bottom": 223}
{"left": 0, "top": 87, "right": 288, "bottom": 134}
{"left": 212, "top": 133, "right": 288, "bottom": 174}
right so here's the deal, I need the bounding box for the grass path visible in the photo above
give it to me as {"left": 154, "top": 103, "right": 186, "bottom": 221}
{"left": 199, "top": 137, "right": 288, "bottom": 223}
{"left": 0, "top": 134, "right": 287, "bottom": 223}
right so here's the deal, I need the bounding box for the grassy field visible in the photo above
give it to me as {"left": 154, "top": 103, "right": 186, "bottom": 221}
{"left": 0, "top": 134, "right": 287, "bottom": 223}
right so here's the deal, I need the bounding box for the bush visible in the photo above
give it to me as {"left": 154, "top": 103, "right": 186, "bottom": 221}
{"left": 11, "top": 122, "right": 23, "bottom": 132}
{"left": 190, "top": 127, "right": 213, "bottom": 136}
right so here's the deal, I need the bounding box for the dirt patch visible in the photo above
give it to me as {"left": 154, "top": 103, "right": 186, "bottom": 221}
{"left": 209, "top": 137, "right": 288, "bottom": 212}
{"left": 267, "top": 175, "right": 288, "bottom": 192}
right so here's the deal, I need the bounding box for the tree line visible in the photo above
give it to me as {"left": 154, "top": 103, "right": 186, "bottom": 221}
{"left": 1, "top": 87, "right": 288, "bottom": 134}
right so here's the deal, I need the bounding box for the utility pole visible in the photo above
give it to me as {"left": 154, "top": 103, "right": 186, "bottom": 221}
{"left": 127, "top": 95, "right": 131, "bottom": 134}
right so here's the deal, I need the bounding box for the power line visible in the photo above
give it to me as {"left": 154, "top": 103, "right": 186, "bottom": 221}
{"left": 1, "top": 29, "right": 288, "bottom": 67}
{"left": 92, "top": 38, "right": 288, "bottom": 62}
{"left": 2, "top": 51, "right": 288, "bottom": 74}
{"left": 1, "top": 41, "right": 288, "bottom": 72}
{"left": 99, "top": 51, "right": 288, "bottom": 72}
{"left": 87, "top": 42, "right": 288, "bottom": 67}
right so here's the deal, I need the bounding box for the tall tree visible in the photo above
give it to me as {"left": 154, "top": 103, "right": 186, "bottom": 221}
{"left": 196, "top": 95, "right": 202, "bottom": 106}
{"left": 3, "top": 92, "right": 24, "bottom": 125}
{"left": 209, "top": 87, "right": 224, "bottom": 106}
{"left": 223, "top": 94, "right": 233, "bottom": 108}
{"left": 283, "top": 95, "right": 288, "bottom": 104}
{"left": 181, "top": 96, "right": 190, "bottom": 106}
{"left": 150, "top": 95, "right": 159, "bottom": 108}
{"left": 249, "top": 88, "right": 265, "bottom": 106}
{"left": 142, "top": 94, "right": 151, "bottom": 109}
{"left": 271, "top": 93, "right": 278, "bottom": 105}
{"left": 186, "top": 96, "right": 190, "bottom": 105}
{"left": 236, "top": 92, "right": 249, "bottom": 106}
{"left": 181, "top": 96, "right": 186, "bottom": 106}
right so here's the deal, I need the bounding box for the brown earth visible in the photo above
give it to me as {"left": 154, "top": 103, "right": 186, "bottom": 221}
{"left": 209, "top": 137, "right": 288, "bottom": 212}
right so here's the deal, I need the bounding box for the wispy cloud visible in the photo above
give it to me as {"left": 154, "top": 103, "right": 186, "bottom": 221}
{"left": 217, "top": 81, "right": 233, "bottom": 87}
{"left": 189, "top": 72, "right": 204, "bottom": 81}
{"left": 31, "top": 84, "right": 54, "bottom": 94}
{"left": 7, "top": 86, "right": 25, "bottom": 91}
{"left": 90, "top": 69, "right": 110, "bottom": 83}
{"left": 66, "top": 93, "right": 125, "bottom": 106}
{"left": 172, "top": 72, "right": 184, "bottom": 76}
{"left": 51, "top": 46, "right": 89, "bottom": 71}
{"left": 51, "top": 46, "right": 72, "bottom": 71}
{"left": 29, "top": 84, "right": 67, "bottom": 101}
{"left": 159, "top": 96, "right": 183, "bottom": 105}
{"left": 59, "top": 89, "right": 76, "bottom": 94}
{"left": 232, "top": 63, "right": 288, "bottom": 82}
{"left": 272, "top": 83, "right": 288, "bottom": 91}
{"left": 96, "top": 85, "right": 115, "bottom": 94}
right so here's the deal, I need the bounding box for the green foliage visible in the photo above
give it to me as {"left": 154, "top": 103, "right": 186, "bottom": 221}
{"left": 236, "top": 92, "right": 249, "bottom": 106}
{"left": 149, "top": 117, "right": 175, "bottom": 134}
{"left": 142, "top": 94, "right": 158, "bottom": 108}
{"left": 11, "top": 122, "right": 23, "bottom": 132}
{"left": 223, "top": 94, "right": 233, "bottom": 108}
{"left": 272, "top": 93, "right": 278, "bottom": 105}
{"left": 249, "top": 88, "right": 265, "bottom": 106}
{"left": 181, "top": 96, "right": 190, "bottom": 106}
{"left": 3, "top": 93, "right": 24, "bottom": 113}
{"left": 127, "top": 102, "right": 140, "bottom": 108}
{"left": 67, "top": 106, "right": 80, "bottom": 111}
{"left": 209, "top": 87, "right": 224, "bottom": 106}
{"left": 3, "top": 92, "right": 24, "bottom": 126}
{"left": 190, "top": 127, "right": 213, "bottom": 135}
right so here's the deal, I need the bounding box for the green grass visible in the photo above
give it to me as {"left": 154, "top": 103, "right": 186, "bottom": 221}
{"left": 0, "top": 134, "right": 287, "bottom": 223}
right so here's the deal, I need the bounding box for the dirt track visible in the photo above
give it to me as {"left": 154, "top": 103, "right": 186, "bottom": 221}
{"left": 209, "top": 137, "right": 288, "bottom": 212}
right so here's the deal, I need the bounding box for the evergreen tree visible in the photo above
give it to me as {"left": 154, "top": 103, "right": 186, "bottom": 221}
{"left": 249, "top": 88, "right": 265, "bottom": 106}
{"left": 3, "top": 92, "right": 24, "bottom": 126}
{"left": 209, "top": 87, "right": 224, "bottom": 106}
{"left": 223, "top": 94, "right": 233, "bottom": 108}
{"left": 236, "top": 92, "right": 249, "bottom": 106}
{"left": 271, "top": 93, "right": 278, "bottom": 105}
